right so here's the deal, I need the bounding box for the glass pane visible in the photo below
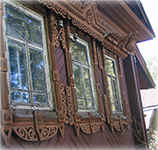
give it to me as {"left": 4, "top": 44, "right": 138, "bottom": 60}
{"left": 111, "top": 104, "right": 116, "bottom": 112}
{"left": 22, "top": 92, "right": 29, "bottom": 102}
{"left": 33, "top": 94, "right": 47, "bottom": 103}
{"left": 83, "top": 67, "right": 93, "bottom": 99}
{"left": 8, "top": 39, "right": 28, "bottom": 89}
{"left": 112, "top": 79, "right": 122, "bottom": 113}
{"left": 11, "top": 91, "right": 20, "bottom": 101}
{"left": 5, "top": 3, "right": 42, "bottom": 46}
{"left": 107, "top": 76, "right": 116, "bottom": 112}
{"left": 11, "top": 91, "right": 29, "bottom": 102}
{"left": 87, "top": 100, "right": 93, "bottom": 108}
{"left": 77, "top": 99, "right": 86, "bottom": 107}
{"left": 73, "top": 63, "right": 84, "bottom": 98}
{"left": 70, "top": 42, "right": 88, "bottom": 65}
{"left": 29, "top": 48, "right": 46, "bottom": 92}
{"left": 106, "top": 58, "right": 116, "bottom": 77}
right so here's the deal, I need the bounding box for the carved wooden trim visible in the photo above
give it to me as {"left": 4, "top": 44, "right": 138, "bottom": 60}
{"left": 91, "top": 122, "right": 100, "bottom": 134}
{"left": 1, "top": 125, "right": 12, "bottom": 146}
{"left": 97, "top": 47, "right": 103, "bottom": 70}
{"left": 12, "top": 126, "right": 38, "bottom": 141}
{"left": 80, "top": 123, "right": 91, "bottom": 134}
{"left": 104, "top": 32, "right": 137, "bottom": 58}
{"left": 12, "top": 125, "right": 58, "bottom": 141}
{"left": 65, "top": 86, "right": 74, "bottom": 126}
{"left": 1, "top": 2, "right": 136, "bottom": 145}
{"left": 35, "top": 124, "right": 58, "bottom": 141}
{"left": 38, "top": 0, "right": 104, "bottom": 43}
{"left": 101, "top": 50, "right": 133, "bottom": 133}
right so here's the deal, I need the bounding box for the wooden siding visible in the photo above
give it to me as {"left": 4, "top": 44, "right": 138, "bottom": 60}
{"left": 55, "top": 47, "right": 67, "bottom": 87}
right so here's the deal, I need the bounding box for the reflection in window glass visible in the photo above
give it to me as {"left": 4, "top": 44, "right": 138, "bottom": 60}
{"left": 106, "top": 56, "right": 123, "bottom": 114}
{"left": 70, "top": 38, "right": 96, "bottom": 111}
{"left": 5, "top": 3, "right": 42, "bottom": 46}
{"left": 73, "top": 64, "right": 84, "bottom": 98}
{"left": 29, "top": 48, "right": 46, "bottom": 92}
{"left": 4, "top": 1, "right": 52, "bottom": 109}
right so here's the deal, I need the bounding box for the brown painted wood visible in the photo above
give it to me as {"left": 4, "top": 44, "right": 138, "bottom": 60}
{"left": 1, "top": 72, "right": 9, "bottom": 109}
{"left": 124, "top": 55, "right": 148, "bottom": 149}
{"left": 1, "top": 123, "right": 136, "bottom": 149}
{"left": 55, "top": 47, "right": 67, "bottom": 86}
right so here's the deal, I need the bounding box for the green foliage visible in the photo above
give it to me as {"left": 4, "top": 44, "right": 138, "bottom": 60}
{"left": 148, "top": 128, "right": 158, "bottom": 150}
{"left": 146, "top": 56, "right": 158, "bottom": 82}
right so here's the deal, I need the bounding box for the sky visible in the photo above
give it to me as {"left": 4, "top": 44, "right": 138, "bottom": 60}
{"left": 137, "top": 0, "right": 158, "bottom": 63}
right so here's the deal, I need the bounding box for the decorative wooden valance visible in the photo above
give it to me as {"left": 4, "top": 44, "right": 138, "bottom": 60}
{"left": 103, "top": 32, "right": 137, "bottom": 58}
{"left": 38, "top": 0, "right": 137, "bottom": 59}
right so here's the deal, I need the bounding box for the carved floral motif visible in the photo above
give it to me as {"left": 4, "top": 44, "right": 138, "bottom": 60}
{"left": 12, "top": 126, "right": 38, "bottom": 141}
{"left": 80, "top": 123, "right": 91, "bottom": 134}
{"left": 86, "top": 9, "right": 94, "bottom": 25}
{"left": 91, "top": 122, "right": 100, "bottom": 134}
{"left": 38, "top": 0, "right": 104, "bottom": 43}
{"left": 65, "top": 86, "right": 74, "bottom": 126}
{"left": 97, "top": 47, "right": 103, "bottom": 70}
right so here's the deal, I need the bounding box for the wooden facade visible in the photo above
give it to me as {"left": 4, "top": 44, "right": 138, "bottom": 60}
{"left": 0, "top": 0, "right": 155, "bottom": 149}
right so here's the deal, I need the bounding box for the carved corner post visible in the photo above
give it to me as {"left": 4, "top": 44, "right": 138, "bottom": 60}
{"left": 92, "top": 39, "right": 106, "bottom": 130}
{"left": 47, "top": 11, "right": 67, "bottom": 138}
{"left": 64, "top": 20, "right": 81, "bottom": 136}
{"left": 102, "top": 48, "right": 112, "bottom": 125}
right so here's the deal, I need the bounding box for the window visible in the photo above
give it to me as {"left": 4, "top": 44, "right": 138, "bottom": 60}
{"left": 105, "top": 55, "right": 123, "bottom": 114}
{"left": 70, "top": 37, "right": 97, "bottom": 112}
{"left": 3, "top": 1, "right": 53, "bottom": 110}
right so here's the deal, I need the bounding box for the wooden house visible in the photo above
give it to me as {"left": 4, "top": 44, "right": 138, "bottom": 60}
{"left": 0, "top": 0, "right": 155, "bottom": 149}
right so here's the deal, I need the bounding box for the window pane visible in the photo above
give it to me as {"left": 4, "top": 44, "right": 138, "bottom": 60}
{"left": 73, "top": 63, "right": 84, "bottom": 98}
{"left": 70, "top": 42, "right": 88, "bottom": 65}
{"left": 106, "top": 58, "right": 116, "bottom": 77}
{"left": 29, "top": 48, "right": 46, "bottom": 92}
{"left": 11, "top": 91, "right": 29, "bottom": 102}
{"left": 83, "top": 67, "right": 93, "bottom": 100}
{"left": 87, "top": 100, "right": 93, "bottom": 108}
{"left": 8, "top": 39, "right": 28, "bottom": 89}
{"left": 107, "top": 76, "right": 116, "bottom": 112}
{"left": 5, "top": 3, "right": 42, "bottom": 46}
{"left": 33, "top": 94, "right": 47, "bottom": 103}
{"left": 77, "top": 99, "right": 86, "bottom": 107}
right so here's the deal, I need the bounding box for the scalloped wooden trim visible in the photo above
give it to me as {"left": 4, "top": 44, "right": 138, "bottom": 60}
{"left": 101, "top": 51, "right": 132, "bottom": 132}
{"left": 12, "top": 121, "right": 59, "bottom": 142}
{"left": 12, "top": 126, "right": 38, "bottom": 141}
{"left": 80, "top": 123, "right": 91, "bottom": 134}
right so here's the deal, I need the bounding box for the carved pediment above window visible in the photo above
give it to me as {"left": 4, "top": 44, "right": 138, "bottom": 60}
{"left": 38, "top": 0, "right": 107, "bottom": 36}
{"left": 104, "top": 32, "right": 137, "bottom": 58}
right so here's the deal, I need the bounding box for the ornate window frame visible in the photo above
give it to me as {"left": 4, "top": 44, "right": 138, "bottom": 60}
{"left": 70, "top": 35, "right": 98, "bottom": 112}
{"left": 105, "top": 54, "right": 123, "bottom": 114}
{"left": 3, "top": 0, "right": 53, "bottom": 111}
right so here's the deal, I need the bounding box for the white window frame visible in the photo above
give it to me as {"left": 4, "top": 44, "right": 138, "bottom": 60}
{"left": 105, "top": 55, "right": 123, "bottom": 114}
{"left": 3, "top": 0, "right": 53, "bottom": 110}
{"left": 70, "top": 35, "right": 97, "bottom": 112}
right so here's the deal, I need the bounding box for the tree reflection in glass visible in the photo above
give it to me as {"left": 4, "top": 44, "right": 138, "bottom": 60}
{"left": 29, "top": 48, "right": 46, "bottom": 92}
{"left": 5, "top": 3, "right": 42, "bottom": 46}
{"left": 106, "top": 56, "right": 123, "bottom": 114}
{"left": 73, "top": 64, "right": 84, "bottom": 99}
{"left": 71, "top": 39, "right": 95, "bottom": 110}
{"left": 5, "top": 2, "right": 50, "bottom": 107}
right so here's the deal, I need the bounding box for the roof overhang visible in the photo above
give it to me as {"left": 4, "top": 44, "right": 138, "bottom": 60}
{"left": 135, "top": 46, "right": 155, "bottom": 89}
{"left": 97, "top": 0, "right": 155, "bottom": 42}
